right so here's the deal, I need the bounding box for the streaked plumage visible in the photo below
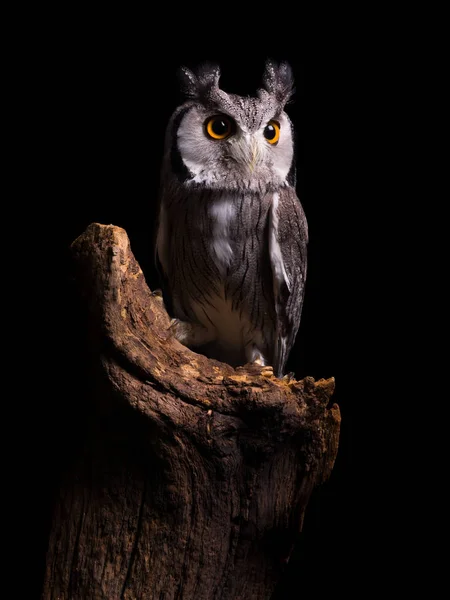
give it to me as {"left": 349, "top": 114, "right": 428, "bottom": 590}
{"left": 156, "top": 60, "right": 308, "bottom": 377}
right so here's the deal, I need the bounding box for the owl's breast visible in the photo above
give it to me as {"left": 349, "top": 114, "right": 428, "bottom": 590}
{"left": 202, "top": 193, "right": 275, "bottom": 333}
{"left": 207, "top": 195, "right": 237, "bottom": 277}
{"left": 166, "top": 189, "right": 277, "bottom": 364}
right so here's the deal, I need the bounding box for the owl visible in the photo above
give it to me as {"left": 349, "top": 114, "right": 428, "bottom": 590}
{"left": 155, "top": 60, "right": 308, "bottom": 378}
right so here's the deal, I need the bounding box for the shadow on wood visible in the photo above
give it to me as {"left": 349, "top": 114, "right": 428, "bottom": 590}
{"left": 42, "top": 223, "right": 340, "bottom": 600}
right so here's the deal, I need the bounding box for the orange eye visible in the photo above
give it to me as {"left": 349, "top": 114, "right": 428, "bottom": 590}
{"left": 263, "top": 120, "right": 280, "bottom": 144}
{"left": 205, "top": 115, "right": 233, "bottom": 140}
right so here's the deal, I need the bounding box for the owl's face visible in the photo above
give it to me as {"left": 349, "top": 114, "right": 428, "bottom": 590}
{"left": 164, "top": 61, "right": 296, "bottom": 192}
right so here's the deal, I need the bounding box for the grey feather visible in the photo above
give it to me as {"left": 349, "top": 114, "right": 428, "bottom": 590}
{"left": 177, "top": 63, "right": 221, "bottom": 100}
{"left": 259, "top": 59, "right": 295, "bottom": 107}
{"left": 269, "top": 187, "right": 308, "bottom": 376}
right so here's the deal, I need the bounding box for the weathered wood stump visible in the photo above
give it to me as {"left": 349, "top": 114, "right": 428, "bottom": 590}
{"left": 42, "top": 223, "right": 340, "bottom": 600}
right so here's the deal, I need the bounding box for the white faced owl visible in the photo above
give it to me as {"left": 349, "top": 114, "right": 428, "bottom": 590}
{"left": 155, "top": 60, "right": 308, "bottom": 378}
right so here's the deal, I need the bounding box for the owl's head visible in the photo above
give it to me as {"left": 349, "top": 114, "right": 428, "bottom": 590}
{"left": 163, "top": 60, "right": 296, "bottom": 192}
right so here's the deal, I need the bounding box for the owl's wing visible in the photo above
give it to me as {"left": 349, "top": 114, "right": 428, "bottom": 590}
{"left": 269, "top": 186, "right": 308, "bottom": 377}
{"left": 154, "top": 200, "right": 175, "bottom": 316}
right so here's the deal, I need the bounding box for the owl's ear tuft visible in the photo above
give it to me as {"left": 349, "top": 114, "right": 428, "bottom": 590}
{"left": 261, "top": 59, "right": 295, "bottom": 107}
{"left": 177, "top": 63, "right": 221, "bottom": 100}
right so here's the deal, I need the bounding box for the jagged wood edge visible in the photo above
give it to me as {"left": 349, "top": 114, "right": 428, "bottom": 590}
{"left": 70, "top": 222, "right": 340, "bottom": 481}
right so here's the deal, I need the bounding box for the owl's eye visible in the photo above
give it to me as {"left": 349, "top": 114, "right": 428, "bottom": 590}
{"left": 263, "top": 120, "right": 280, "bottom": 145}
{"left": 205, "top": 115, "right": 233, "bottom": 140}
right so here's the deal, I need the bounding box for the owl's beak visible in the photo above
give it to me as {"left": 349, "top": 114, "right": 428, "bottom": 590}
{"left": 249, "top": 142, "right": 259, "bottom": 172}
{"left": 230, "top": 134, "right": 261, "bottom": 173}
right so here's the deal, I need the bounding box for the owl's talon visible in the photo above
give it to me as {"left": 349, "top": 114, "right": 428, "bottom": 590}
{"left": 169, "top": 318, "right": 184, "bottom": 339}
{"left": 281, "top": 371, "right": 296, "bottom": 383}
{"left": 169, "top": 318, "right": 215, "bottom": 347}
{"left": 261, "top": 366, "right": 274, "bottom": 377}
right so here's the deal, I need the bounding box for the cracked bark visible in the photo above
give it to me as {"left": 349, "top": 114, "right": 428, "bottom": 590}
{"left": 41, "top": 223, "right": 341, "bottom": 600}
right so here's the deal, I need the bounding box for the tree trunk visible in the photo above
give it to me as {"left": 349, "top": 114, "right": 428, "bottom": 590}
{"left": 42, "top": 223, "right": 340, "bottom": 600}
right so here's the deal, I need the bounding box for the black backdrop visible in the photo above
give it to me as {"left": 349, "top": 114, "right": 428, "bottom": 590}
{"left": 21, "top": 23, "right": 387, "bottom": 599}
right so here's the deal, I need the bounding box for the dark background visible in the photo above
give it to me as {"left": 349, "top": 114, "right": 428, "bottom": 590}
{"left": 19, "top": 20, "right": 397, "bottom": 599}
